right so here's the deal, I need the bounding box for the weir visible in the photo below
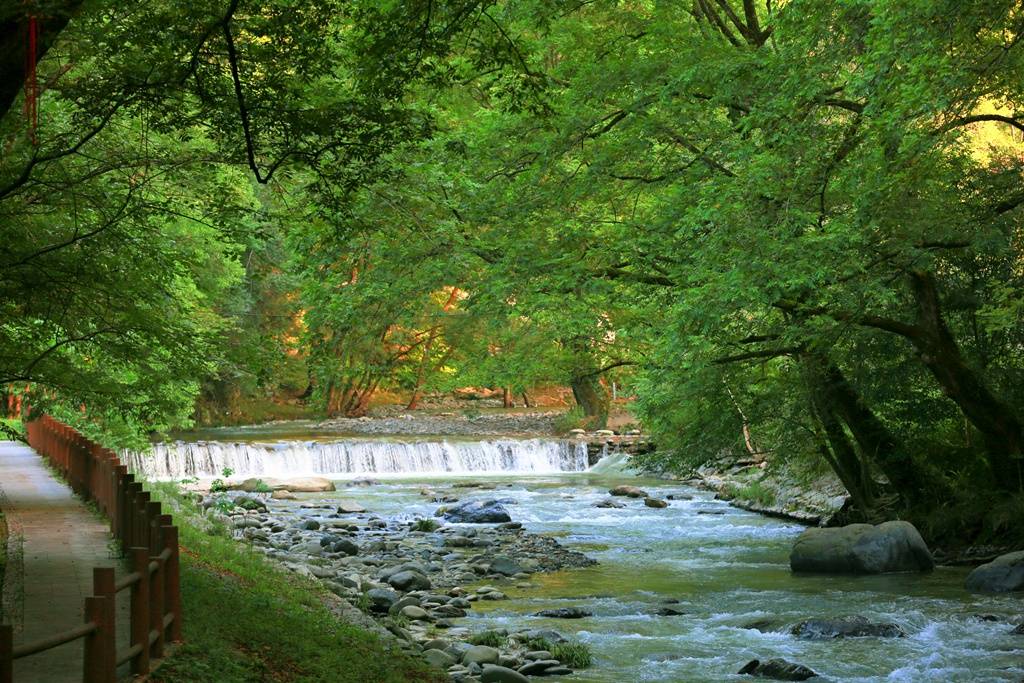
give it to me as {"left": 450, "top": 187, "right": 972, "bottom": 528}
{"left": 128, "top": 438, "right": 591, "bottom": 480}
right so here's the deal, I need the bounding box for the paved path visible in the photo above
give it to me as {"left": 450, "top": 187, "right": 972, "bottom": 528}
{"left": 0, "top": 441, "right": 127, "bottom": 682}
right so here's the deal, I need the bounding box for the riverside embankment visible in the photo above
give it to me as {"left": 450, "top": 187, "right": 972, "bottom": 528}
{"left": 131, "top": 421, "right": 1024, "bottom": 682}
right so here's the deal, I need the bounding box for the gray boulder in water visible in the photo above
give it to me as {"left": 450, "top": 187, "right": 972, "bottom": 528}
{"left": 791, "top": 616, "right": 905, "bottom": 639}
{"left": 739, "top": 658, "right": 818, "bottom": 680}
{"left": 965, "top": 550, "right": 1024, "bottom": 592}
{"left": 438, "top": 499, "right": 512, "bottom": 524}
{"left": 789, "top": 521, "right": 933, "bottom": 574}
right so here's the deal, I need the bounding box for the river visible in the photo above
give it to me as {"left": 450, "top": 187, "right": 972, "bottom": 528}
{"left": 134, "top": 429, "right": 1024, "bottom": 682}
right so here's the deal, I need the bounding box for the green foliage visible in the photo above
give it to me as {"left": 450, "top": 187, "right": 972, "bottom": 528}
{"left": 553, "top": 407, "right": 588, "bottom": 434}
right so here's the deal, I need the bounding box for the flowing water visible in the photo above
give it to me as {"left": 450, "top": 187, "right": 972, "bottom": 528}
{"left": 138, "top": 431, "right": 1024, "bottom": 682}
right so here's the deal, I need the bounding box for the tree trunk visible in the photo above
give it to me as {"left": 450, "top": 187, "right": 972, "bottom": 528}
{"left": 570, "top": 373, "right": 610, "bottom": 429}
{"left": 503, "top": 386, "right": 513, "bottom": 408}
{"left": 804, "top": 359, "right": 877, "bottom": 514}
{"left": 908, "top": 271, "right": 1023, "bottom": 489}
{"left": 813, "top": 357, "right": 924, "bottom": 504}
{"left": 521, "top": 391, "right": 532, "bottom": 408}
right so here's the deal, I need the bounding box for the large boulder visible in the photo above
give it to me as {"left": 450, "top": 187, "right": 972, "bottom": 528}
{"left": 364, "top": 588, "right": 399, "bottom": 613}
{"left": 609, "top": 485, "right": 648, "bottom": 498}
{"left": 739, "top": 658, "right": 818, "bottom": 680}
{"left": 387, "top": 570, "right": 432, "bottom": 591}
{"left": 336, "top": 499, "right": 367, "bottom": 514}
{"left": 481, "top": 664, "right": 530, "bottom": 683}
{"left": 438, "top": 499, "right": 512, "bottom": 524}
{"left": 791, "top": 616, "right": 905, "bottom": 639}
{"left": 965, "top": 551, "right": 1024, "bottom": 592}
{"left": 533, "top": 607, "right": 592, "bottom": 619}
{"left": 463, "top": 645, "right": 501, "bottom": 666}
{"left": 789, "top": 521, "right": 933, "bottom": 574}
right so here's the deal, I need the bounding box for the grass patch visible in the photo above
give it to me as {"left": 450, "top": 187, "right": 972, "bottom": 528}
{"left": 725, "top": 480, "right": 776, "bottom": 507}
{"left": 551, "top": 640, "right": 593, "bottom": 668}
{"left": 147, "top": 483, "right": 443, "bottom": 683}
{"left": 518, "top": 636, "right": 592, "bottom": 668}
{"left": 468, "top": 630, "right": 507, "bottom": 648}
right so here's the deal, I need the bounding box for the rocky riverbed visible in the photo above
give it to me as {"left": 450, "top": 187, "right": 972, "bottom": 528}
{"left": 201, "top": 486, "right": 598, "bottom": 682}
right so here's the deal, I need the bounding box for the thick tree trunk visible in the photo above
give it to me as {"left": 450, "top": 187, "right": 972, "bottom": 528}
{"left": 813, "top": 358, "right": 924, "bottom": 503}
{"left": 804, "top": 359, "right": 878, "bottom": 513}
{"left": 521, "top": 391, "right": 532, "bottom": 408}
{"left": 570, "top": 373, "right": 610, "bottom": 429}
{"left": 503, "top": 386, "right": 513, "bottom": 408}
{"left": 907, "top": 271, "right": 1023, "bottom": 489}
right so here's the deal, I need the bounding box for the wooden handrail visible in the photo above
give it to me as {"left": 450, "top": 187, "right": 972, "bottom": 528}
{"left": 1, "top": 415, "right": 183, "bottom": 682}
{"left": 11, "top": 622, "right": 97, "bottom": 659}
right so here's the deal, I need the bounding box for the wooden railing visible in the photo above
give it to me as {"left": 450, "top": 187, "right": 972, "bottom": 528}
{"left": 0, "top": 415, "right": 182, "bottom": 682}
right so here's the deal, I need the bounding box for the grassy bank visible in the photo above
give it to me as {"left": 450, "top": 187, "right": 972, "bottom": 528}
{"left": 148, "top": 484, "right": 443, "bottom": 683}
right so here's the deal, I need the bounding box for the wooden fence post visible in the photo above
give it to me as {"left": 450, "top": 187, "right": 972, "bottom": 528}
{"left": 92, "top": 568, "right": 117, "bottom": 681}
{"left": 130, "top": 547, "right": 151, "bottom": 675}
{"left": 148, "top": 551, "right": 166, "bottom": 659}
{"left": 83, "top": 595, "right": 114, "bottom": 683}
{"left": 162, "top": 524, "right": 182, "bottom": 642}
{"left": 146, "top": 502, "right": 162, "bottom": 551}
{"left": 0, "top": 624, "right": 12, "bottom": 683}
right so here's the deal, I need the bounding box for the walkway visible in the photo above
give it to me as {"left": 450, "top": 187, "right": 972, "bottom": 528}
{"left": 0, "top": 441, "right": 127, "bottom": 682}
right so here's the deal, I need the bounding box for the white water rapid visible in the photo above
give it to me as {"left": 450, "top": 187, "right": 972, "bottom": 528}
{"left": 129, "top": 438, "right": 590, "bottom": 480}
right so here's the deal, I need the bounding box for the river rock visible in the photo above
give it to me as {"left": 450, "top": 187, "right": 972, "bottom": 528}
{"left": 609, "top": 485, "right": 648, "bottom": 498}
{"left": 350, "top": 477, "right": 380, "bottom": 486}
{"left": 594, "top": 498, "right": 625, "bottom": 509}
{"left": 365, "top": 588, "right": 399, "bottom": 612}
{"left": 329, "top": 539, "right": 360, "bottom": 556}
{"left": 439, "top": 499, "right": 512, "bottom": 523}
{"left": 490, "top": 555, "right": 524, "bottom": 576}
{"left": 791, "top": 616, "right": 905, "bottom": 639}
{"left": 271, "top": 477, "right": 335, "bottom": 492}
{"left": 654, "top": 606, "right": 686, "bottom": 616}
{"left": 965, "top": 551, "right": 1024, "bottom": 592}
{"left": 463, "top": 645, "right": 501, "bottom": 665}
{"left": 336, "top": 499, "right": 367, "bottom": 514}
{"left": 518, "top": 659, "right": 560, "bottom": 675}
{"left": 738, "top": 658, "right": 819, "bottom": 680}
{"left": 789, "top": 521, "right": 933, "bottom": 574}
{"left": 388, "top": 570, "right": 432, "bottom": 591}
{"left": 271, "top": 490, "right": 297, "bottom": 500}
{"left": 533, "top": 607, "right": 592, "bottom": 619}
{"left": 400, "top": 605, "right": 430, "bottom": 620}
{"left": 422, "top": 648, "right": 456, "bottom": 668}
{"left": 644, "top": 497, "right": 668, "bottom": 508}
{"left": 481, "top": 664, "right": 530, "bottom": 683}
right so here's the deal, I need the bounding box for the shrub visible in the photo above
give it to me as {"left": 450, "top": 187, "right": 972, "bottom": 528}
{"left": 554, "top": 407, "right": 587, "bottom": 434}
{"left": 411, "top": 518, "right": 440, "bottom": 532}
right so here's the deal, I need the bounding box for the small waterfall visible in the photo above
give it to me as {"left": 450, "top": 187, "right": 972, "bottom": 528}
{"left": 129, "top": 438, "right": 590, "bottom": 480}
